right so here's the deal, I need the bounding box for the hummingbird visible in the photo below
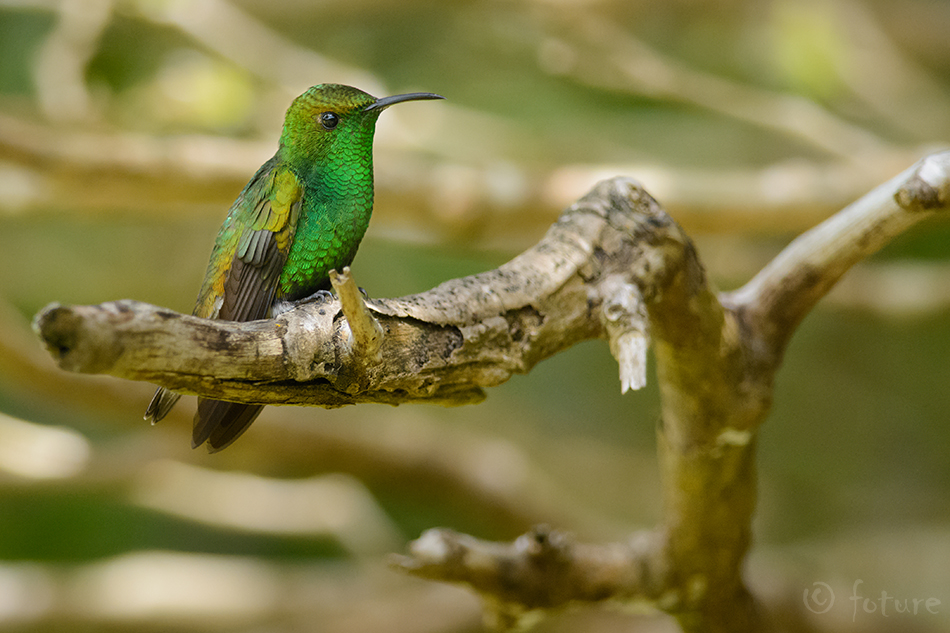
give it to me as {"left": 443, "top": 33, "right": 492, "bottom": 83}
{"left": 145, "top": 84, "right": 443, "bottom": 452}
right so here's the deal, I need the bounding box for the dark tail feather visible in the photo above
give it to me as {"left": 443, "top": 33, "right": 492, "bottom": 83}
{"left": 193, "top": 398, "right": 265, "bottom": 453}
{"left": 145, "top": 387, "right": 181, "bottom": 424}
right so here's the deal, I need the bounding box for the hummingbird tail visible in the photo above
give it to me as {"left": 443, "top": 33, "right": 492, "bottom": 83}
{"left": 193, "top": 398, "right": 265, "bottom": 453}
{"left": 145, "top": 388, "right": 181, "bottom": 424}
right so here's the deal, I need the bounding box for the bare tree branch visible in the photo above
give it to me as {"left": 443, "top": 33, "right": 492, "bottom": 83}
{"left": 32, "top": 177, "right": 667, "bottom": 408}
{"left": 389, "top": 154, "right": 947, "bottom": 631}
{"left": 723, "top": 151, "right": 950, "bottom": 364}
{"left": 390, "top": 526, "right": 668, "bottom": 630}
{"left": 30, "top": 153, "right": 950, "bottom": 631}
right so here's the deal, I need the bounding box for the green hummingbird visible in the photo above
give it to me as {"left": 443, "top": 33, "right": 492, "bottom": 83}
{"left": 145, "top": 84, "right": 443, "bottom": 452}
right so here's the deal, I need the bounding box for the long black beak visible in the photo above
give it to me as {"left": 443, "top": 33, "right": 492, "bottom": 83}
{"left": 365, "top": 91, "right": 445, "bottom": 112}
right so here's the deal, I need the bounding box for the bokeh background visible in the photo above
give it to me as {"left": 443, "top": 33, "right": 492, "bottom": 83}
{"left": 1, "top": 0, "right": 949, "bottom": 631}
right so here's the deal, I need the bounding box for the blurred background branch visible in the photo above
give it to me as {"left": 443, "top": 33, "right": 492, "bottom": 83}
{"left": 3, "top": 0, "right": 950, "bottom": 242}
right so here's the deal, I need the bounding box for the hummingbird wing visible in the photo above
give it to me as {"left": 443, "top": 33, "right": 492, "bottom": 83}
{"left": 145, "top": 159, "right": 303, "bottom": 451}
{"left": 194, "top": 159, "right": 303, "bottom": 322}
{"left": 146, "top": 161, "right": 302, "bottom": 439}
{"left": 191, "top": 160, "right": 304, "bottom": 452}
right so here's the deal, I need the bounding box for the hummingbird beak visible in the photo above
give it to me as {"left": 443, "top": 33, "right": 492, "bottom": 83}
{"left": 364, "top": 92, "right": 445, "bottom": 112}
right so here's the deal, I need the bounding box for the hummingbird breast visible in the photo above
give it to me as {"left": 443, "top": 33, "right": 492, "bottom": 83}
{"left": 277, "top": 185, "right": 374, "bottom": 301}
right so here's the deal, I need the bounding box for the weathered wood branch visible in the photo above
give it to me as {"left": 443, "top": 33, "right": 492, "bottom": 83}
{"left": 723, "top": 151, "right": 950, "bottom": 367}
{"left": 392, "top": 153, "right": 947, "bottom": 632}
{"left": 33, "top": 177, "right": 662, "bottom": 409}
{"left": 390, "top": 526, "right": 668, "bottom": 630}
{"left": 31, "top": 152, "right": 950, "bottom": 632}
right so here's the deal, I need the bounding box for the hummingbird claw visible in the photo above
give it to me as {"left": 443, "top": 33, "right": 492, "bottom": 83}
{"left": 301, "top": 289, "right": 335, "bottom": 305}
{"left": 271, "top": 289, "right": 335, "bottom": 316}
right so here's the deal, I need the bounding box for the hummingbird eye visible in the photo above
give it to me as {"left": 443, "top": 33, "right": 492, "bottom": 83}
{"left": 318, "top": 111, "right": 339, "bottom": 130}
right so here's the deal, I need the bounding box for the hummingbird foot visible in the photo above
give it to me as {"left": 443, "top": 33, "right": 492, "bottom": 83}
{"left": 299, "top": 288, "right": 336, "bottom": 304}
{"left": 272, "top": 289, "right": 335, "bottom": 316}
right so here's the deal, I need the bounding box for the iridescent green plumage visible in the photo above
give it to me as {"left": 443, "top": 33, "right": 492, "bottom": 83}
{"left": 145, "top": 84, "right": 443, "bottom": 452}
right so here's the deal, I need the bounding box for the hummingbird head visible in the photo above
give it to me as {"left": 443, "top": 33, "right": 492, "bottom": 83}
{"left": 278, "top": 84, "right": 442, "bottom": 180}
